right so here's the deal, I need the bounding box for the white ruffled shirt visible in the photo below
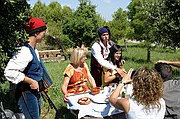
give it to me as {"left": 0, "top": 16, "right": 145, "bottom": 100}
{"left": 4, "top": 46, "right": 40, "bottom": 84}
{"left": 91, "top": 40, "right": 116, "bottom": 70}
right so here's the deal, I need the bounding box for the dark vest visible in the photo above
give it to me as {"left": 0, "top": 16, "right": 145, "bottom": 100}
{"left": 90, "top": 41, "right": 103, "bottom": 87}
{"left": 90, "top": 41, "right": 114, "bottom": 87}
{"left": 22, "top": 43, "right": 43, "bottom": 81}
{"left": 16, "top": 43, "right": 43, "bottom": 93}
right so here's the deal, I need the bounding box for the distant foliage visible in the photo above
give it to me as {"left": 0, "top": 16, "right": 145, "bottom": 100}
{"left": 62, "top": 0, "right": 100, "bottom": 47}
{"left": 32, "top": 1, "right": 76, "bottom": 49}
{"left": 143, "top": 0, "right": 180, "bottom": 48}
{"left": 110, "top": 8, "right": 133, "bottom": 43}
{"left": 127, "top": 0, "right": 180, "bottom": 62}
{"left": 127, "top": 0, "right": 180, "bottom": 48}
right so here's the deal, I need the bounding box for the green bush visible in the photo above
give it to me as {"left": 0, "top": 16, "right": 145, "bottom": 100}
{"left": 0, "top": 0, "right": 30, "bottom": 83}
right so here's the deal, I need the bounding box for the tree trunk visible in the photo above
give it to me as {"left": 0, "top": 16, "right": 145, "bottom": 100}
{"left": 147, "top": 47, "right": 151, "bottom": 63}
{"left": 124, "top": 38, "right": 128, "bottom": 52}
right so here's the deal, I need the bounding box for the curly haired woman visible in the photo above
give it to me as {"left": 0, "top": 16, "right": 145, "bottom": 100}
{"left": 109, "top": 67, "right": 166, "bottom": 119}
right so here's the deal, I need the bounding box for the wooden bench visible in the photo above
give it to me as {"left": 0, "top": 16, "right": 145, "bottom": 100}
{"left": 39, "top": 50, "right": 65, "bottom": 62}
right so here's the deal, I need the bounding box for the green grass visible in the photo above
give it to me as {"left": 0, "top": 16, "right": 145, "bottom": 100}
{"left": 41, "top": 60, "right": 76, "bottom": 119}
{"left": 1, "top": 44, "right": 180, "bottom": 119}
{"left": 122, "top": 45, "right": 180, "bottom": 75}
{"left": 41, "top": 44, "right": 180, "bottom": 119}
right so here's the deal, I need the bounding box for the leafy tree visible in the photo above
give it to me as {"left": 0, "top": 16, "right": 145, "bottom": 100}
{"left": 127, "top": 0, "right": 147, "bottom": 41}
{"left": 46, "top": 1, "right": 63, "bottom": 22}
{"left": 45, "top": 20, "right": 73, "bottom": 50}
{"left": 109, "top": 8, "right": 133, "bottom": 51}
{"left": 0, "top": 0, "right": 30, "bottom": 82}
{"left": 127, "top": 0, "right": 157, "bottom": 62}
{"left": 96, "top": 14, "right": 107, "bottom": 27}
{"left": 63, "top": 0, "right": 100, "bottom": 47}
{"left": 31, "top": 0, "right": 47, "bottom": 20}
{"left": 61, "top": 6, "right": 74, "bottom": 22}
{"left": 32, "top": 1, "right": 74, "bottom": 50}
{"left": 143, "top": 0, "right": 180, "bottom": 50}
{"left": 128, "top": 0, "right": 180, "bottom": 62}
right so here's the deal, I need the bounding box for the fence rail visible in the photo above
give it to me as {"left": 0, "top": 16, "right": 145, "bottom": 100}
{"left": 39, "top": 50, "right": 65, "bottom": 62}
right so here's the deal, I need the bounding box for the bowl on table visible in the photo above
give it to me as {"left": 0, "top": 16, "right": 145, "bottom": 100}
{"left": 90, "top": 87, "right": 101, "bottom": 95}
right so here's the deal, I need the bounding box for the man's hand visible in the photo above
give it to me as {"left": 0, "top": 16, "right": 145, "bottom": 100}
{"left": 30, "top": 80, "right": 39, "bottom": 91}
{"left": 24, "top": 76, "right": 39, "bottom": 91}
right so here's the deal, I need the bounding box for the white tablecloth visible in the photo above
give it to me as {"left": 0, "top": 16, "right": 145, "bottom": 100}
{"left": 67, "top": 86, "right": 123, "bottom": 119}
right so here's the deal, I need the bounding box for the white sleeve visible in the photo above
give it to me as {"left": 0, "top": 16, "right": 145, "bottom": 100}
{"left": 91, "top": 42, "right": 116, "bottom": 70}
{"left": 4, "top": 46, "right": 33, "bottom": 84}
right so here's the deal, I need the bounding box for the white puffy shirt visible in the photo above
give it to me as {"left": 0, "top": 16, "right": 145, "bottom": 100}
{"left": 127, "top": 98, "right": 166, "bottom": 119}
{"left": 91, "top": 40, "right": 116, "bottom": 70}
{"left": 4, "top": 46, "right": 40, "bottom": 84}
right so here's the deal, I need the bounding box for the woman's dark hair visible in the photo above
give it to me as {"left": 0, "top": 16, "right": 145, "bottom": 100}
{"left": 107, "top": 44, "right": 122, "bottom": 68}
{"left": 154, "top": 63, "right": 172, "bottom": 81}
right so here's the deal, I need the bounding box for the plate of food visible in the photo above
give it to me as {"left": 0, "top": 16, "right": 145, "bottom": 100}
{"left": 77, "top": 97, "right": 92, "bottom": 105}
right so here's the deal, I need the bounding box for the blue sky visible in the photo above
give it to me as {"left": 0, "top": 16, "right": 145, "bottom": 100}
{"left": 27, "top": 0, "right": 131, "bottom": 21}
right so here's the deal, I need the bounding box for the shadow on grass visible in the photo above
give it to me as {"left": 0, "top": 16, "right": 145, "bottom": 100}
{"left": 0, "top": 89, "right": 19, "bottom": 112}
{"left": 55, "top": 106, "right": 77, "bottom": 119}
{"left": 1, "top": 90, "right": 77, "bottom": 119}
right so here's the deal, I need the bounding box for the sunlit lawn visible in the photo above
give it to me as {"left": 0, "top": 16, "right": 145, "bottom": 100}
{"left": 1, "top": 43, "right": 180, "bottom": 119}
{"left": 42, "top": 44, "right": 180, "bottom": 119}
